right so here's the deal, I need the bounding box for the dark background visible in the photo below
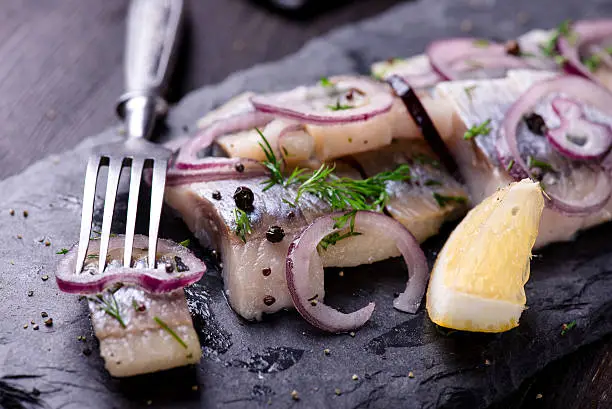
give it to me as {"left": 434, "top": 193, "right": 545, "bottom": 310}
{"left": 0, "top": 0, "right": 609, "bottom": 408}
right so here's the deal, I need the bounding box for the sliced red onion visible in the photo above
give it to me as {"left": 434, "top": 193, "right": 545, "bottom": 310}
{"left": 251, "top": 76, "right": 394, "bottom": 125}
{"left": 285, "top": 211, "right": 429, "bottom": 333}
{"left": 175, "top": 111, "right": 273, "bottom": 170}
{"left": 547, "top": 97, "right": 612, "bottom": 159}
{"left": 56, "top": 235, "right": 205, "bottom": 294}
{"left": 557, "top": 19, "right": 612, "bottom": 85}
{"left": 427, "top": 38, "right": 532, "bottom": 80}
{"left": 167, "top": 157, "right": 266, "bottom": 186}
{"left": 497, "top": 75, "right": 612, "bottom": 215}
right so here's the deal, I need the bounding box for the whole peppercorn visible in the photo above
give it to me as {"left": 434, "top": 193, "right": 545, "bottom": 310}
{"left": 233, "top": 187, "right": 254, "bottom": 212}
{"left": 266, "top": 226, "right": 285, "bottom": 243}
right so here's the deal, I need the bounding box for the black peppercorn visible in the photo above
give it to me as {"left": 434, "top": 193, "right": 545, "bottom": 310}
{"left": 174, "top": 256, "right": 189, "bottom": 272}
{"left": 165, "top": 261, "right": 174, "bottom": 273}
{"left": 233, "top": 186, "right": 254, "bottom": 212}
{"left": 212, "top": 191, "right": 222, "bottom": 200}
{"left": 263, "top": 295, "right": 276, "bottom": 306}
{"left": 262, "top": 268, "right": 272, "bottom": 277}
{"left": 266, "top": 226, "right": 285, "bottom": 243}
{"left": 235, "top": 163, "right": 245, "bottom": 173}
{"left": 524, "top": 113, "right": 547, "bottom": 136}
{"left": 505, "top": 40, "right": 521, "bottom": 56}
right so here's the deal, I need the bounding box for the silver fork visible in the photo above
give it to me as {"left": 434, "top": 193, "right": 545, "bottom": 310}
{"left": 75, "top": 0, "right": 184, "bottom": 275}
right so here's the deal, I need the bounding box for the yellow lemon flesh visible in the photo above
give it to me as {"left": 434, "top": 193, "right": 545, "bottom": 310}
{"left": 426, "top": 179, "right": 544, "bottom": 333}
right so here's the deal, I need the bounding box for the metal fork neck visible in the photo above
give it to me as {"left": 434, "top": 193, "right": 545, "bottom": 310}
{"left": 116, "top": 94, "right": 167, "bottom": 140}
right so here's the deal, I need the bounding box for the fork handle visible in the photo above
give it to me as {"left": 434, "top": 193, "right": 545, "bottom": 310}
{"left": 116, "top": 0, "right": 184, "bottom": 139}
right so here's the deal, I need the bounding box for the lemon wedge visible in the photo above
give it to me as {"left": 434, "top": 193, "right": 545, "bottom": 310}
{"left": 426, "top": 179, "right": 544, "bottom": 333}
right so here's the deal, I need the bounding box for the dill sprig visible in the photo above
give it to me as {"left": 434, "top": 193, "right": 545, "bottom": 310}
{"left": 527, "top": 156, "right": 554, "bottom": 172}
{"left": 327, "top": 100, "right": 353, "bottom": 111}
{"left": 320, "top": 77, "right": 333, "bottom": 87}
{"left": 433, "top": 193, "right": 468, "bottom": 208}
{"left": 290, "top": 163, "right": 411, "bottom": 211}
{"left": 178, "top": 239, "right": 190, "bottom": 247}
{"left": 540, "top": 19, "right": 575, "bottom": 57}
{"left": 234, "top": 208, "right": 252, "bottom": 243}
{"left": 258, "top": 128, "right": 286, "bottom": 191}
{"left": 464, "top": 119, "right": 492, "bottom": 140}
{"left": 154, "top": 316, "right": 188, "bottom": 348}
{"left": 319, "top": 210, "right": 362, "bottom": 250}
{"left": 90, "top": 291, "right": 126, "bottom": 328}
{"left": 560, "top": 320, "right": 577, "bottom": 336}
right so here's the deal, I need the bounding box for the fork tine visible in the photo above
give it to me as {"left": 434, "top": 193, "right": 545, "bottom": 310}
{"left": 148, "top": 159, "right": 168, "bottom": 269}
{"left": 98, "top": 158, "right": 124, "bottom": 275}
{"left": 75, "top": 156, "right": 101, "bottom": 275}
{"left": 123, "top": 158, "right": 145, "bottom": 268}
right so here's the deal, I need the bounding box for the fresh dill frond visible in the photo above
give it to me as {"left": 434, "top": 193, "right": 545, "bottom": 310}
{"left": 463, "top": 119, "right": 492, "bottom": 140}
{"left": 433, "top": 193, "right": 468, "bottom": 208}
{"left": 257, "top": 128, "right": 286, "bottom": 191}
{"left": 291, "top": 164, "right": 411, "bottom": 211}
{"left": 527, "top": 156, "right": 554, "bottom": 172}
{"left": 540, "top": 19, "right": 575, "bottom": 57}
{"left": 154, "top": 316, "right": 188, "bottom": 348}
{"left": 327, "top": 100, "right": 353, "bottom": 111}
{"left": 319, "top": 210, "right": 362, "bottom": 250}
{"left": 234, "top": 208, "right": 253, "bottom": 243}
{"left": 90, "top": 291, "right": 126, "bottom": 328}
{"left": 319, "top": 77, "right": 333, "bottom": 87}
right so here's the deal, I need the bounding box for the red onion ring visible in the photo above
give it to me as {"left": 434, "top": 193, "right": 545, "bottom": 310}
{"left": 56, "top": 235, "right": 205, "bottom": 294}
{"left": 557, "top": 19, "right": 612, "bottom": 85}
{"left": 175, "top": 111, "right": 273, "bottom": 170}
{"left": 251, "top": 76, "right": 394, "bottom": 125}
{"left": 285, "top": 211, "right": 429, "bottom": 333}
{"left": 497, "top": 75, "right": 612, "bottom": 215}
{"left": 546, "top": 97, "right": 612, "bottom": 159}
{"left": 426, "top": 38, "right": 532, "bottom": 80}
{"left": 167, "top": 157, "right": 266, "bottom": 186}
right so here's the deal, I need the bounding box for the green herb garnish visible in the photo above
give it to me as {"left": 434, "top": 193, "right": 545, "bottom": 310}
{"left": 424, "top": 179, "right": 443, "bottom": 187}
{"left": 258, "top": 128, "right": 285, "bottom": 191}
{"left": 433, "top": 193, "right": 468, "bottom": 208}
{"left": 87, "top": 254, "right": 99, "bottom": 259}
{"left": 179, "top": 239, "right": 190, "bottom": 247}
{"left": 473, "top": 39, "right": 490, "bottom": 47}
{"left": 554, "top": 55, "right": 568, "bottom": 66}
{"left": 320, "top": 77, "right": 333, "bottom": 87}
{"left": 154, "top": 316, "right": 188, "bottom": 349}
{"left": 561, "top": 320, "right": 577, "bottom": 336}
{"left": 527, "top": 156, "right": 554, "bottom": 172}
{"left": 327, "top": 100, "right": 353, "bottom": 111}
{"left": 413, "top": 153, "right": 441, "bottom": 168}
{"left": 463, "top": 119, "right": 492, "bottom": 140}
{"left": 583, "top": 54, "right": 601, "bottom": 72}
{"left": 234, "top": 208, "right": 252, "bottom": 243}
{"left": 90, "top": 291, "right": 126, "bottom": 328}
{"left": 540, "top": 19, "right": 575, "bottom": 57}
{"left": 463, "top": 85, "right": 478, "bottom": 101}
{"left": 319, "top": 210, "right": 361, "bottom": 250}
{"left": 56, "top": 248, "right": 69, "bottom": 255}
{"left": 506, "top": 159, "right": 515, "bottom": 172}
{"left": 290, "top": 164, "right": 411, "bottom": 211}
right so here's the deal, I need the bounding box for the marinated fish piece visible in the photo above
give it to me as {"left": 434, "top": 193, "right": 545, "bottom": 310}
{"left": 90, "top": 287, "right": 201, "bottom": 377}
{"left": 56, "top": 236, "right": 203, "bottom": 377}
{"left": 372, "top": 30, "right": 556, "bottom": 86}
{"left": 352, "top": 139, "right": 468, "bottom": 242}
{"left": 434, "top": 70, "right": 612, "bottom": 247}
{"left": 164, "top": 149, "right": 466, "bottom": 320}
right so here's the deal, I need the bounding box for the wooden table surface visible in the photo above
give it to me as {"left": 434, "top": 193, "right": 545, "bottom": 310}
{"left": 0, "top": 0, "right": 609, "bottom": 408}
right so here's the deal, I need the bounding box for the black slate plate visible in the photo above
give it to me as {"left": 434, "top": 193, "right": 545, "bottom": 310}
{"left": 1, "top": 1, "right": 612, "bottom": 408}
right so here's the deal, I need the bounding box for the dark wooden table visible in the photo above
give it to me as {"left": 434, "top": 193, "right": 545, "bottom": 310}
{"left": 0, "top": 1, "right": 609, "bottom": 408}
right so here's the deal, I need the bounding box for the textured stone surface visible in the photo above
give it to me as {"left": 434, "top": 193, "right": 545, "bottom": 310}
{"left": 0, "top": 0, "right": 611, "bottom": 408}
